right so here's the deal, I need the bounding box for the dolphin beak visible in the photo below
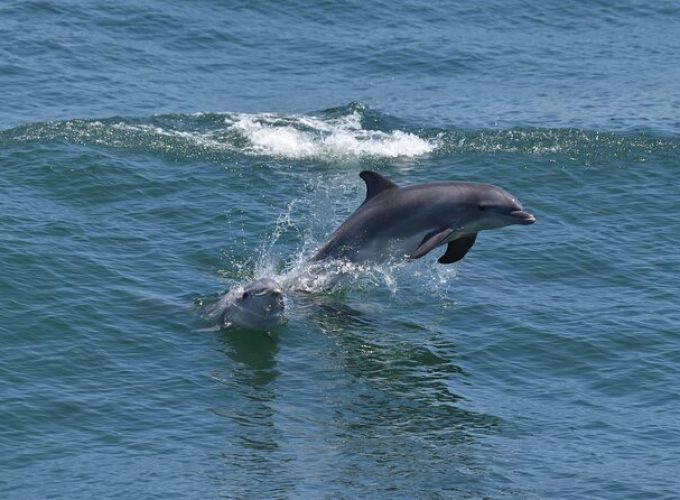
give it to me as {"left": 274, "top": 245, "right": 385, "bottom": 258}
{"left": 511, "top": 210, "right": 536, "bottom": 224}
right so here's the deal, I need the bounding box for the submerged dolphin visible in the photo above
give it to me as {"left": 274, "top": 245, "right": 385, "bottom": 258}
{"left": 312, "top": 171, "right": 535, "bottom": 264}
{"left": 206, "top": 278, "right": 286, "bottom": 331}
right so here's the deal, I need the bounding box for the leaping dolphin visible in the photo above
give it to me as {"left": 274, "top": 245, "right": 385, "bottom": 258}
{"left": 312, "top": 171, "right": 535, "bottom": 264}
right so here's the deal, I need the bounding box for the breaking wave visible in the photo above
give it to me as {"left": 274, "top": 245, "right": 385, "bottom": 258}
{"left": 2, "top": 103, "right": 437, "bottom": 161}
{"left": 221, "top": 107, "right": 436, "bottom": 159}
{"left": 3, "top": 102, "right": 676, "bottom": 165}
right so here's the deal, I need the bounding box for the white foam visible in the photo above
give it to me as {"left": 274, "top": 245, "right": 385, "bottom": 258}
{"left": 24, "top": 110, "right": 436, "bottom": 160}
{"left": 225, "top": 110, "right": 437, "bottom": 159}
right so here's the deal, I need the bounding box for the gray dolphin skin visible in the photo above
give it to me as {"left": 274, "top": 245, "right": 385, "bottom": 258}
{"left": 208, "top": 278, "right": 286, "bottom": 331}
{"left": 312, "top": 171, "right": 535, "bottom": 264}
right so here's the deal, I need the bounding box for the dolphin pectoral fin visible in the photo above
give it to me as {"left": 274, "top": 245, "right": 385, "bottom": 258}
{"left": 409, "top": 228, "right": 455, "bottom": 259}
{"left": 438, "top": 233, "right": 478, "bottom": 264}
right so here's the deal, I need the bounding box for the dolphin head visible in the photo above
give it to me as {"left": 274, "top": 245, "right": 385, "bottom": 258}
{"left": 455, "top": 183, "right": 536, "bottom": 232}
{"left": 228, "top": 278, "right": 286, "bottom": 330}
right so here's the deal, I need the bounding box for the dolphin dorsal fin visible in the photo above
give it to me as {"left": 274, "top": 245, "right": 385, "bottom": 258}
{"left": 359, "top": 171, "right": 398, "bottom": 204}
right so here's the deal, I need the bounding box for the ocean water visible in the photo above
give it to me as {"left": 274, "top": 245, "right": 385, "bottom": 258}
{"left": 2, "top": 1, "right": 680, "bottom": 498}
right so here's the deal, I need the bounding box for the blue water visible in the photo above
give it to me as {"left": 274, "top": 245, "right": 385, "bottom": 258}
{"left": 2, "top": 1, "right": 679, "bottom": 498}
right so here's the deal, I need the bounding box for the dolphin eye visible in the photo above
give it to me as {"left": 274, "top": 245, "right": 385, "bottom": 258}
{"left": 242, "top": 292, "right": 250, "bottom": 299}
{"left": 478, "top": 205, "right": 486, "bottom": 211}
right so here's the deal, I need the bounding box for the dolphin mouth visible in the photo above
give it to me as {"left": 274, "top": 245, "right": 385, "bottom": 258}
{"left": 511, "top": 210, "right": 536, "bottom": 224}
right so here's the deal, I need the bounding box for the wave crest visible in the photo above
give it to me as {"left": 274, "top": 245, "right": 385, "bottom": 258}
{"left": 224, "top": 108, "right": 436, "bottom": 159}
{"left": 2, "top": 104, "right": 437, "bottom": 161}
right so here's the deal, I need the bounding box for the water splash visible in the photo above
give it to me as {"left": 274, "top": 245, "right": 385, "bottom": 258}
{"left": 222, "top": 165, "right": 463, "bottom": 302}
{"left": 223, "top": 109, "right": 437, "bottom": 159}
